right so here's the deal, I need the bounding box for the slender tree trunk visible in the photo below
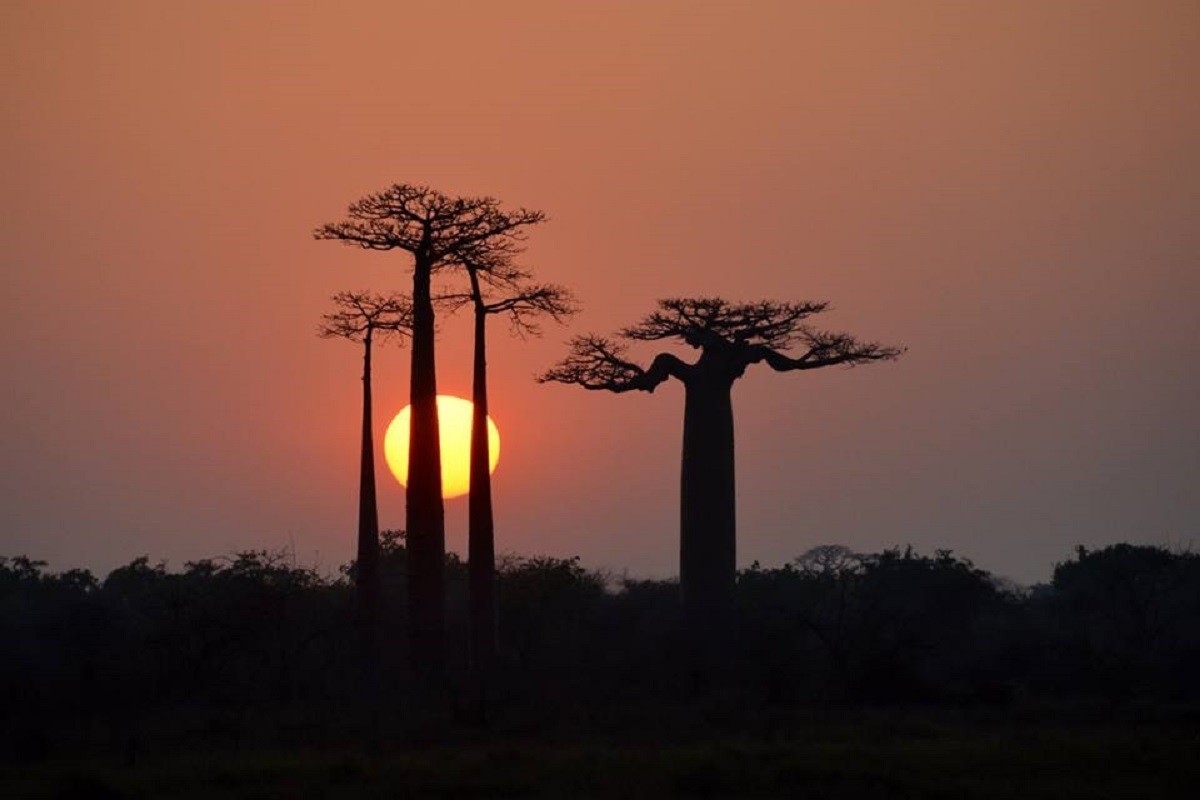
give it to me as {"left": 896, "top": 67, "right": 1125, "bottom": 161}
{"left": 357, "top": 331, "right": 382, "bottom": 747}
{"left": 406, "top": 247, "right": 446, "bottom": 671}
{"left": 468, "top": 304, "right": 498, "bottom": 677}
{"left": 679, "top": 375, "right": 737, "bottom": 622}
{"left": 357, "top": 332, "right": 380, "bottom": 627}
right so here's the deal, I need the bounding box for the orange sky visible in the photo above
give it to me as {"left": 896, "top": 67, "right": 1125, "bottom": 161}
{"left": 3, "top": 1, "right": 1197, "bottom": 584}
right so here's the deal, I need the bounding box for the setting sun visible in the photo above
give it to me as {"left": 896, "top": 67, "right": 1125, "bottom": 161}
{"left": 383, "top": 395, "right": 500, "bottom": 499}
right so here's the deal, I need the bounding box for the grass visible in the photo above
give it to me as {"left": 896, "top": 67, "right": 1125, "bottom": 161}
{"left": 4, "top": 715, "right": 1198, "bottom": 799}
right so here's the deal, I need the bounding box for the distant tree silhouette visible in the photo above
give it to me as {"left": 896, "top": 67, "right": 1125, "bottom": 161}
{"left": 317, "top": 291, "right": 411, "bottom": 633}
{"left": 451, "top": 251, "right": 575, "bottom": 678}
{"left": 1049, "top": 544, "right": 1200, "bottom": 695}
{"left": 315, "top": 185, "right": 544, "bottom": 670}
{"left": 7, "top": 540, "right": 1200, "bottom": 760}
{"left": 541, "top": 298, "right": 902, "bottom": 621}
{"left": 738, "top": 545, "right": 1004, "bottom": 703}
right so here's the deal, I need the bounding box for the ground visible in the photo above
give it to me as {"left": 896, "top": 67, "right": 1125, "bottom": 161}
{"left": 4, "top": 713, "right": 1197, "bottom": 799}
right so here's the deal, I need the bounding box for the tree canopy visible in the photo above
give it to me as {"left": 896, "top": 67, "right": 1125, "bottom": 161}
{"left": 317, "top": 291, "right": 412, "bottom": 343}
{"left": 540, "top": 297, "right": 903, "bottom": 392}
{"left": 313, "top": 184, "right": 545, "bottom": 264}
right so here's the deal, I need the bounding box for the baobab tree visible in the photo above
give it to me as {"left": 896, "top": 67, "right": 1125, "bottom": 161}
{"left": 453, "top": 253, "right": 575, "bottom": 675}
{"left": 540, "top": 298, "right": 902, "bottom": 621}
{"left": 315, "top": 185, "right": 545, "bottom": 668}
{"left": 317, "top": 291, "right": 412, "bottom": 633}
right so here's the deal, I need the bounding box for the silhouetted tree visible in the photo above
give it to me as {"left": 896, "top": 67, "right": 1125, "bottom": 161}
{"left": 541, "top": 298, "right": 902, "bottom": 621}
{"left": 452, "top": 253, "right": 575, "bottom": 677}
{"left": 842, "top": 547, "right": 1002, "bottom": 702}
{"left": 317, "top": 291, "right": 411, "bottom": 633}
{"left": 315, "top": 185, "right": 544, "bottom": 669}
{"left": 1048, "top": 544, "right": 1200, "bottom": 696}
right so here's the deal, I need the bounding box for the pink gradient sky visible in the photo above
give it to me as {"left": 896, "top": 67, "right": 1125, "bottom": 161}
{"left": 3, "top": 1, "right": 1197, "bottom": 584}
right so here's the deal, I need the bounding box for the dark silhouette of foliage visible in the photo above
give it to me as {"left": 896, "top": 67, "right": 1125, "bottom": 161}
{"left": 541, "top": 298, "right": 903, "bottom": 621}
{"left": 1042, "top": 544, "right": 1200, "bottom": 698}
{"left": 4, "top": 540, "right": 1199, "bottom": 773}
{"left": 315, "top": 185, "right": 545, "bottom": 670}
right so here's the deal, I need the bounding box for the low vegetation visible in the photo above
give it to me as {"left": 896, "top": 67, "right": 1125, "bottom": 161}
{"left": 3, "top": 538, "right": 1198, "bottom": 796}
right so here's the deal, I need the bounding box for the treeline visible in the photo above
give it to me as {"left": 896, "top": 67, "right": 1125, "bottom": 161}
{"left": 3, "top": 539, "right": 1199, "bottom": 758}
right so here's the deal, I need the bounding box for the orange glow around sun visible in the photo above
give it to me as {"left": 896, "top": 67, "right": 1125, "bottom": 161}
{"left": 383, "top": 395, "right": 500, "bottom": 499}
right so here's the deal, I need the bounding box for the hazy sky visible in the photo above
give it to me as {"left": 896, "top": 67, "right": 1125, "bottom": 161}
{"left": 3, "top": 1, "right": 1197, "bottom": 585}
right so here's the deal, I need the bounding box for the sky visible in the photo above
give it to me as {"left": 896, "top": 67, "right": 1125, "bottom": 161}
{"left": 2, "top": 1, "right": 1197, "bottom": 586}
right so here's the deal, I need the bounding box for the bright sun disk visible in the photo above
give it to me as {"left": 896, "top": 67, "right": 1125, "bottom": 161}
{"left": 383, "top": 395, "right": 500, "bottom": 499}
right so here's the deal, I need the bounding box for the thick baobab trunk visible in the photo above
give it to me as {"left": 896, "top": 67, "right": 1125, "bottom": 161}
{"left": 468, "top": 307, "right": 498, "bottom": 672}
{"left": 406, "top": 250, "right": 446, "bottom": 670}
{"left": 357, "top": 332, "right": 380, "bottom": 628}
{"left": 679, "top": 376, "right": 737, "bottom": 621}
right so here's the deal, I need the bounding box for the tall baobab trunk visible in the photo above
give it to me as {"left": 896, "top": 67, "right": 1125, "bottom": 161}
{"left": 406, "top": 246, "right": 446, "bottom": 670}
{"left": 357, "top": 328, "right": 382, "bottom": 749}
{"left": 357, "top": 330, "right": 380, "bottom": 628}
{"left": 679, "top": 375, "right": 737, "bottom": 621}
{"left": 468, "top": 303, "right": 498, "bottom": 672}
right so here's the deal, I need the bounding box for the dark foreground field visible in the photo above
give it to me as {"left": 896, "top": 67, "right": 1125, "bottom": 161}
{"left": 5, "top": 541, "right": 1199, "bottom": 797}
{"left": 4, "top": 713, "right": 1198, "bottom": 799}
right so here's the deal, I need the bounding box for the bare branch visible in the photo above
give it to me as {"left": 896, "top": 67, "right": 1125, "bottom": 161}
{"left": 446, "top": 242, "right": 577, "bottom": 337}
{"left": 487, "top": 284, "right": 577, "bottom": 338}
{"left": 744, "top": 328, "right": 905, "bottom": 371}
{"left": 430, "top": 204, "right": 546, "bottom": 263}
{"left": 313, "top": 184, "right": 437, "bottom": 253}
{"left": 314, "top": 183, "right": 547, "bottom": 267}
{"left": 317, "top": 291, "right": 413, "bottom": 344}
{"left": 538, "top": 335, "right": 690, "bottom": 392}
{"left": 542, "top": 296, "right": 902, "bottom": 388}
{"left": 622, "top": 297, "right": 831, "bottom": 349}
